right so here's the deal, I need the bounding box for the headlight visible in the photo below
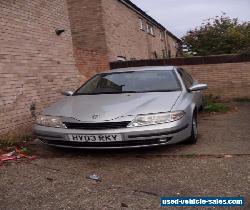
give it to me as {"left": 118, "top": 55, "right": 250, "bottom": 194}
{"left": 127, "top": 111, "right": 185, "bottom": 127}
{"left": 36, "top": 115, "right": 66, "bottom": 128}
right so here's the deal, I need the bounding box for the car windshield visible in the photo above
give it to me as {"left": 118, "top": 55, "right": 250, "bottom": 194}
{"left": 74, "top": 70, "right": 181, "bottom": 95}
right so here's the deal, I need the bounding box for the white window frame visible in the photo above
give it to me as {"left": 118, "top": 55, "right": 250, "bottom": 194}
{"left": 150, "top": 26, "right": 154, "bottom": 36}
{"left": 117, "top": 56, "right": 126, "bottom": 61}
{"left": 146, "top": 24, "right": 150, "bottom": 33}
{"left": 146, "top": 23, "right": 154, "bottom": 36}
{"left": 160, "top": 31, "right": 164, "bottom": 40}
{"left": 139, "top": 18, "right": 143, "bottom": 30}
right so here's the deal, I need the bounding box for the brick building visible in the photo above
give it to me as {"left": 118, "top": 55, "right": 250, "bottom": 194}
{"left": 67, "top": 0, "right": 181, "bottom": 79}
{"left": 0, "top": 0, "right": 180, "bottom": 138}
{"left": 0, "top": 0, "right": 79, "bottom": 137}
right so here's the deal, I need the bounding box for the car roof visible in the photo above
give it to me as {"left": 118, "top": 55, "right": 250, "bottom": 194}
{"left": 106, "top": 66, "right": 175, "bottom": 73}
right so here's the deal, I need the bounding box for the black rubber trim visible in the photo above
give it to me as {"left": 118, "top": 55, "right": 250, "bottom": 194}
{"left": 64, "top": 121, "right": 130, "bottom": 130}
{"left": 128, "top": 124, "right": 189, "bottom": 139}
{"left": 40, "top": 138, "right": 173, "bottom": 148}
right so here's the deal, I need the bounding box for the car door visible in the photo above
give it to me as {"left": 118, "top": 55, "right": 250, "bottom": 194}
{"left": 177, "top": 68, "right": 202, "bottom": 109}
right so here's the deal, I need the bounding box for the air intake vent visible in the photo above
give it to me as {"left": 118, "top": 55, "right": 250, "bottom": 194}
{"left": 64, "top": 122, "right": 130, "bottom": 130}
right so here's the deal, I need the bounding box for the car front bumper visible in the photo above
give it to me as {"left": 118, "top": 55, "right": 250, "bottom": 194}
{"left": 34, "top": 120, "right": 191, "bottom": 149}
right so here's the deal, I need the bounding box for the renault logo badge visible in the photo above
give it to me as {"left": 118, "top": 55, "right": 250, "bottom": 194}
{"left": 92, "top": 114, "right": 100, "bottom": 120}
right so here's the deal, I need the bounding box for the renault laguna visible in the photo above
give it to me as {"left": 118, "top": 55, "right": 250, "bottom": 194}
{"left": 34, "top": 66, "right": 208, "bottom": 149}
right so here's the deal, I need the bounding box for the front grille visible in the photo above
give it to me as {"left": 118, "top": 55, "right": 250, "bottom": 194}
{"left": 41, "top": 138, "right": 173, "bottom": 148}
{"left": 64, "top": 121, "right": 130, "bottom": 130}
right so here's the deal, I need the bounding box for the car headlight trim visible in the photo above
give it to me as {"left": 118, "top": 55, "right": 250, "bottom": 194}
{"left": 127, "top": 111, "right": 185, "bottom": 128}
{"left": 36, "top": 115, "right": 66, "bottom": 128}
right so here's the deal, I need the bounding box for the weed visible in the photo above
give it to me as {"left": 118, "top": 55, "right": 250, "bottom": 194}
{"left": 0, "top": 132, "right": 33, "bottom": 149}
{"left": 183, "top": 154, "right": 197, "bottom": 158}
{"left": 204, "top": 103, "right": 230, "bottom": 113}
{"left": 234, "top": 98, "right": 250, "bottom": 103}
{"left": 203, "top": 95, "right": 230, "bottom": 113}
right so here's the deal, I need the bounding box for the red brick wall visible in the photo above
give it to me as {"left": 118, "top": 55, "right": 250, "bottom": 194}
{"left": 166, "top": 35, "right": 179, "bottom": 58}
{"left": 183, "top": 63, "right": 250, "bottom": 99}
{"left": 102, "top": 0, "right": 178, "bottom": 61}
{"left": 110, "top": 55, "right": 250, "bottom": 100}
{"left": 67, "top": 0, "right": 179, "bottom": 72}
{"left": 0, "top": 0, "right": 79, "bottom": 138}
{"left": 67, "top": 0, "right": 110, "bottom": 81}
{"left": 67, "top": 0, "right": 179, "bottom": 79}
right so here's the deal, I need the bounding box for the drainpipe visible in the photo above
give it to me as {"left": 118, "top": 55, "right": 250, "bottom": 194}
{"left": 164, "top": 30, "right": 171, "bottom": 58}
{"left": 146, "top": 28, "right": 152, "bottom": 59}
{"left": 163, "top": 30, "right": 167, "bottom": 58}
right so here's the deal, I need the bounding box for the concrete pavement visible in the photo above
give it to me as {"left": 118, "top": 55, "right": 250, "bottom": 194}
{"left": 0, "top": 103, "right": 249, "bottom": 210}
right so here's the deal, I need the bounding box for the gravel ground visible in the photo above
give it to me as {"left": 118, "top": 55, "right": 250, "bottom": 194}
{"left": 0, "top": 102, "right": 249, "bottom": 210}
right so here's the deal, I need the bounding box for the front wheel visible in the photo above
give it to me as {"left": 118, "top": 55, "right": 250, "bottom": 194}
{"left": 185, "top": 114, "right": 198, "bottom": 144}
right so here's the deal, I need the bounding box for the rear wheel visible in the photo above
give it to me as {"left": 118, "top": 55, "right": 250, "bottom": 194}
{"left": 186, "top": 113, "right": 198, "bottom": 144}
{"left": 199, "top": 104, "right": 204, "bottom": 112}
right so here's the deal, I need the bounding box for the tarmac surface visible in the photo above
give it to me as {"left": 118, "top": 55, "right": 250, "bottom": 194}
{"left": 0, "top": 103, "right": 249, "bottom": 210}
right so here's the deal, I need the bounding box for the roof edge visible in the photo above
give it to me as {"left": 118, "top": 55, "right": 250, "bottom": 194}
{"left": 118, "top": 0, "right": 181, "bottom": 42}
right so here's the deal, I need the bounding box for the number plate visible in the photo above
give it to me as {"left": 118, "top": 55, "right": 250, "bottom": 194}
{"left": 69, "top": 134, "right": 123, "bottom": 142}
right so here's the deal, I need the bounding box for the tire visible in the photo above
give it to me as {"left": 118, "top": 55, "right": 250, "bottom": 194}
{"left": 186, "top": 113, "right": 198, "bottom": 144}
{"left": 199, "top": 104, "right": 204, "bottom": 112}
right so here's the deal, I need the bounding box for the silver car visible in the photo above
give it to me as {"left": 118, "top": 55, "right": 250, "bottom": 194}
{"left": 34, "top": 66, "right": 207, "bottom": 149}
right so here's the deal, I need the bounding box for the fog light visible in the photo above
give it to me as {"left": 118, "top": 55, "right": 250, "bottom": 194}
{"left": 159, "top": 138, "right": 167, "bottom": 142}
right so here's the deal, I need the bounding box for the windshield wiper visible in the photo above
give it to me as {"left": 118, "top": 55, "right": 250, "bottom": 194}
{"left": 120, "top": 91, "right": 138, "bottom": 93}
{"left": 74, "top": 91, "right": 138, "bottom": 95}
{"left": 74, "top": 90, "right": 180, "bottom": 95}
{"left": 145, "top": 89, "right": 180, "bottom": 93}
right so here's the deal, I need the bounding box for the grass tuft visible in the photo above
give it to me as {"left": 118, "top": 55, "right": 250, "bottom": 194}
{"left": 203, "top": 95, "right": 230, "bottom": 113}
{"left": 204, "top": 103, "right": 230, "bottom": 113}
{"left": 234, "top": 98, "right": 250, "bottom": 103}
{"left": 0, "top": 132, "right": 33, "bottom": 149}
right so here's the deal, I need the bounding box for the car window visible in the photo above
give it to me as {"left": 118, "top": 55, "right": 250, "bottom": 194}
{"left": 177, "top": 68, "right": 193, "bottom": 89}
{"left": 183, "top": 70, "right": 194, "bottom": 84}
{"left": 75, "top": 70, "right": 181, "bottom": 95}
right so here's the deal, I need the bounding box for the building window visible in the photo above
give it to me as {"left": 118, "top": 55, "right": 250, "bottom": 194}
{"left": 152, "top": 51, "right": 158, "bottom": 59}
{"left": 117, "top": 56, "right": 126, "bottom": 61}
{"left": 162, "top": 50, "right": 166, "bottom": 58}
{"left": 139, "top": 18, "right": 144, "bottom": 30}
{"left": 160, "top": 31, "right": 164, "bottom": 40}
{"left": 146, "top": 24, "right": 150, "bottom": 33}
{"left": 150, "top": 26, "right": 154, "bottom": 36}
{"left": 146, "top": 23, "right": 154, "bottom": 36}
{"left": 168, "top": 50, "right": 171, "bottom": 58}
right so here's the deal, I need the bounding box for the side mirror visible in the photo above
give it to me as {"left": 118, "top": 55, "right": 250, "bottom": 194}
{"left": 62, "top": 90, "right": 74, "bottom": 96}
{"left": 189, "top": 84, "right": 208, "bottom": 92}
